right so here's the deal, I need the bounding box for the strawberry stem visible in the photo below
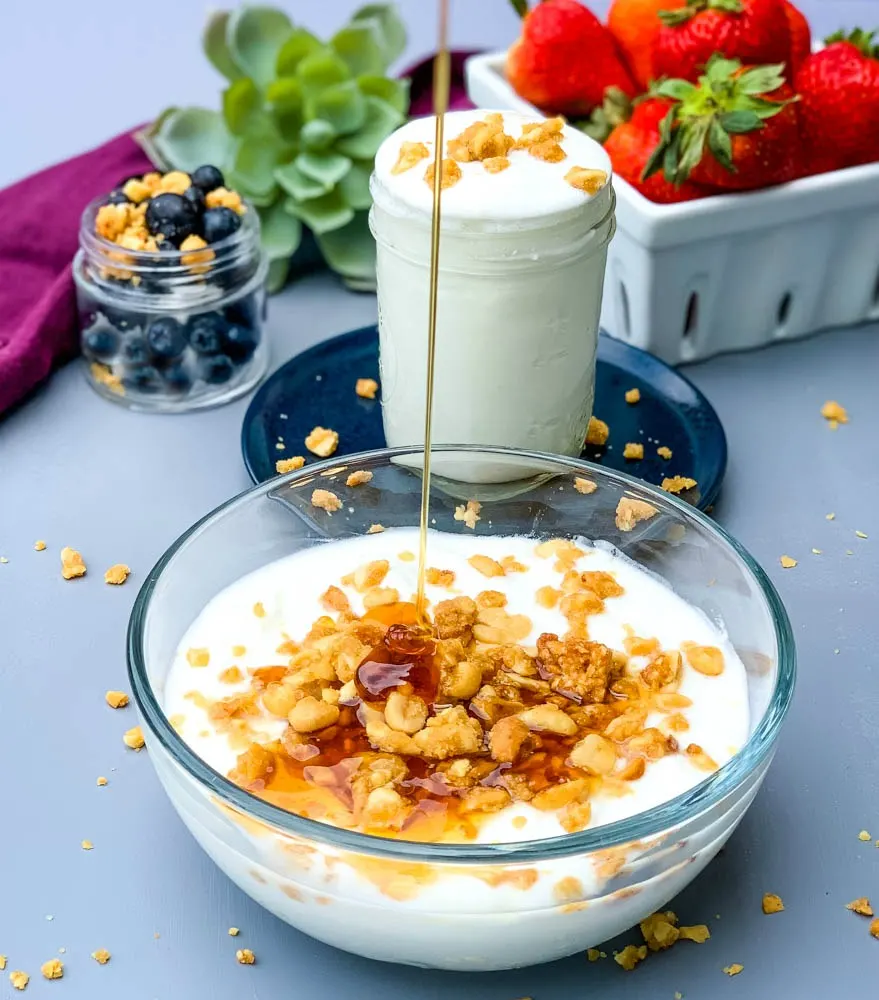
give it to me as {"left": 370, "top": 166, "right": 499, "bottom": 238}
{"left": 659, "top": 0, "right": 742, "bottom": 27}
{"left": 825, "top": 27, "right": 879, "bottom": 59}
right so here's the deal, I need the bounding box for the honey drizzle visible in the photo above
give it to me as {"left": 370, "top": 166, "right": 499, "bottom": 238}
{"left": 414, "top": 0, "right": 451, "bottom": 623}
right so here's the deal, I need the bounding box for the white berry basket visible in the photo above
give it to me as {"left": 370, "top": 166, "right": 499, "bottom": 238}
{"left": 467, "top": 51, "right": 879, "bottom": 365}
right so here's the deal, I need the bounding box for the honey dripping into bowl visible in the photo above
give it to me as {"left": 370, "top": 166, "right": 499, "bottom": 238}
{"left": 414, "top": 0, "right": 451, "bottom": 624}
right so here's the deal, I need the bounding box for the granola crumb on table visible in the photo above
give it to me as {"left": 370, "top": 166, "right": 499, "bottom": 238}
{"left": 625, "top": 388, "right": 641, "bottom": 404}
{"left": 657, "top": 446, "right": 672, "bottom": 460}
{"left": 661, "top": 476, "right": 697, "bottom": 495}
{"left": 276, "top": 456, "right": 305, "bottom": 475}
{"left": 723, "top": 963, "right": 744, "bottom": 977}
{"left": 623, "top": 442, "right": 644, "bottom": 461}
{"left": 305, "top": 426, "right": 339, "bottom": 458}
{"left": 91, "top": 950, "right": 111, "bottom": 965}
{"left": 346, "top": 470, "right": 374, "bottom": 488}
{"left": 779, "top": 555, "right": 797, "bottom": 569}
{"left": 236, "top": 948, "right": 256, "bottom": 965}
{"left": 762, "top": 892, "right": 784, "bottom": 914}
{"left": 40, "top": 959, "right": 63, "bottom": 980}
{"left": 615, "top": 498, "right": 657, "bottom": 532}
{"left": 311, "top": 489, "right": 342, "bottom": 513}
{"left": 847, "top": 897, "right": 873, "bottom": 916}
{"left": 454, "top": 500, "right": 482, "bottom": 530}
{"left": 355, "top": 378, "right": 379, "bottom": 399}
{"left": 60, "top": 546, "right": 86, "bottom": 580}
{"left": 104, "top": 563, "right": 131, "bottom": 586}
{"left": 34, "top": 540, "right": 47, "bottom": 551}
{"left": 123, "top": 726, "right": 145, "bottom": 750}
{"left": 574, "top": 477, "right": 597, "bottom": 495}
{"left": 585, "top": 416, "right": 609, "bottom": 446}
{"left": 9, "top": 970, "right": 29, "bottom": 990}
{"left": 105, "top": 690, "right": 129, "bottom": 709}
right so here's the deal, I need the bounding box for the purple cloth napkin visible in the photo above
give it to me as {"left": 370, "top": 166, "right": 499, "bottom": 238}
{"left": 0, "top": 133, "right": 152, "bottom": 414}
{"left": 0, "top": 52, "right": 478, "bottom": 416}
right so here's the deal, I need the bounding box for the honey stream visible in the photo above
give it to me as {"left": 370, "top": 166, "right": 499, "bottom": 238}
{"left": 414, "top": 0, "right": 451, "bottom": 622}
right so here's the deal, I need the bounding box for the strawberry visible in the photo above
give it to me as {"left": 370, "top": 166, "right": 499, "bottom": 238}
{"left": 607, "top": 0, "right": 686, "bottom": 88}
{"left": 642, "top": 57, "right": 800, "bottom": 190}
{"left": 653, "top": 0, "right": 792, "bottom": 84}
{"left": 506, "top": 0, "right": 637, "bottom": 117}
{"left": 783, "top": 1, "right": 811, "bottom": 76}
{"left": 795, "top": 29, "right": 879, "bottom": 174}
{"left": 604, "top": 98, "right": 710, "bottom": 201}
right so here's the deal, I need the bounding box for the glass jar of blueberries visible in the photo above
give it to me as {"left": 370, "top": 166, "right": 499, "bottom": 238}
{"left": 73, "top": 164, "right": 269, "bottom": 412}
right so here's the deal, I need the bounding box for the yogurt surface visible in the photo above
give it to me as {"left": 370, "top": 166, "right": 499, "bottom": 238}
{"left": 163, "top": 528, "right": 749, "bottom": 844}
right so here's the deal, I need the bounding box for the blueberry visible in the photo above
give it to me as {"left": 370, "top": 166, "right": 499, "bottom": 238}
{"left": 122, "top": 365, "right": 163, "bottom": 393}
{"left": 162, "top": 362, "right": 193, "bottom": 394}
{"left": 191, "top": 165, "right": 225, "bottom": 193}
{"left": 202, "top": 207, "right": 241, "bottom": 244}
{"left": 83, "top": 325, "right": 119, "bottom": 361}
{"left": 187, "top": 314, "right": 225, "bottom": 355}
{"left": 103, "top": 189, "right": 129, "bottom": 206}
{"left": 121, "top": 336, "right": 150, "bottom": 367}
{"left": 183, "top": 185, "right": 206, "bottom": 216}
{"left": 146, "top": 317, "right": 186, "bottom": 362}
{"left": 222, "top": 323, "right": 261, "bottom": 363}
{"left": 101, "top": 307, "right": 138, "bottom": 333}
{"left": 197, "top": 354, "right": 235, "bottom": 384}
{"left": 145, "top": 193, "right": 197, "bottom": 246}
{"left": 223, "top": 297, "right": 259, "bottom": 330}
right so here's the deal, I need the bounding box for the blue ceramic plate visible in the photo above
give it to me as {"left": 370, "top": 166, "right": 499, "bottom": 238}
{"left": 242, "top": 326, "right": 726, "bottom": 508}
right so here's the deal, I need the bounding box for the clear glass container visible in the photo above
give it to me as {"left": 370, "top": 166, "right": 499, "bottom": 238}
{"left": 73, "top": 196, "right": 269, "bottom": 413}
{"left": 128, "top": 447, "right": 795, "bottom": 971}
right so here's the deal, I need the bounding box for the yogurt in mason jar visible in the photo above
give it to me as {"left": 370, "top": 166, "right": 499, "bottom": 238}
{"left": 370, "top": 110, "right": 615, "bottom": 458}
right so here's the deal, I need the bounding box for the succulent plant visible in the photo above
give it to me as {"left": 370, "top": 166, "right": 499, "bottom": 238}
{"left": 137, "top": 4, "right": 409, "bottom": 292}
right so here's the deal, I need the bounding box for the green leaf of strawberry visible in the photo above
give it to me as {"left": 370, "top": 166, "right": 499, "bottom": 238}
{"left": 509, "top": 0, "right": 529, "bottom": 17}
{"left": 658, "top": 0, "right": 742, "bottom": 27}
{"left": 825, "top": 27, "right": 879, "bottom": 59}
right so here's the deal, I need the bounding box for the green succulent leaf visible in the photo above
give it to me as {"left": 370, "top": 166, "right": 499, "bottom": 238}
{"left": 266, "top": 256, "right": 292, "bottom": 293}
{"left": 331, "top": 22, "right": 387, "bottom": 77}
{"left": 135, "top": 106, "right": 179, "bottom": 169}
{"left": 151, "top": 107, "right": 234, "bottom": 174}
{"left": 301, "top": 118, "right": 338, "bottom": 151}
{"left": 223, "top": 77, "right": 265, "bottom": 136}
{"left": 297, "top": 49, "right": 352, "bottom": 96}
{"left": 276, "top": 27, "right": 322, "bottom": 77}
{"left": 227, "top": 6, "right": 294, "bottom": 87}
{"left": 296, "top": 151, "right": 352, "bottom": 187}
{"left": 356, "top": 74, "right": 410, "bottom": 114}
{"left": 285, "top": 188, "right": 354, "bottom": 234}
{"left": 315, "top": 211, "right": 376, "bottom": 290}
{"left": 334, "top": 95, "right": 404, "bottom": 159}
{"left": 266, "top": 77, "right": 304, "bottom": 139}
{"left": 259, "top": 199, "right": 303, "bottom": 259}
{"left": 338, "top": 160, "right": 373, "bottom": 210}
{"left": 351, "top": 4, "right": 407, "bottom": 65}
{"left": 275, "top": 161, "right": 331, "bottom": 201}
{"left": 308, "top": 80, "right": 367, "bottom": 134}
{"left": 203, "top": 11, "right": 244, "bottom": 81}
{"left": 231, "top": 129, "right": 285, "bottom": 200}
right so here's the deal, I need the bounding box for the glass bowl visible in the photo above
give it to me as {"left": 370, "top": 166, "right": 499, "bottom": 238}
{"left": 128, "top": 446, "right": 795, "bottom": 971}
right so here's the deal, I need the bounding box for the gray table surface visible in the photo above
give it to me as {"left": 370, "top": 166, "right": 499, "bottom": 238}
{"left": 1, "top": 271, "right": 878, "bottom": 997}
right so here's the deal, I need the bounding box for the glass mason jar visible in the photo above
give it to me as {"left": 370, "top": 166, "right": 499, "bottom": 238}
{"left": 74, "top": 197, "right": 269, "bottom": 412}
{"left": 370, "top": 110, "right": 616, "bottom": 462}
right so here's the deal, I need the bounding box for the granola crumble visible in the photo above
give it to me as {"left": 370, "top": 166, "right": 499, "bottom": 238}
{"left": 615, "top": 498, "right": 657, "bottom": 532}
{"left": 424, "top": 158, "right": 462, "bottom": 190}
{"left": 105, "top": 690, "right": 130, "bottom": 709}
{"left": 9, "top": 971, "right": 29, "bottom": 990}
{"left": 34, "top": 540, "right": 47, "bottom": 551}
{"left": 657, "top": 446, "right": 672, "bottom": 460}
{"left": 91, "top": 950, "right": 111, "bottom": 964}
{"left": 847, "top": 897, "right": 873, "bottom": 916}
{"left": 625, "top": 389, "right": 640, "bottom": 404}
{"left": 723, "top": 964, "right": 744, "bottom": 977}
{"left": 81, "top": 840, "right": 94, "bottom": 850}
{"left": 96, "top": 777, "right": 108, "bottom": 786}
{"left": 564, "top": 166, "right": 607, "bottom": 193}
{"left": 585, "top": 416, "right": 609, "bottom": 446}
{"left": 762, "top": 892, "right": 784, "bottom": 914}
{"left": 614, "top": 944, "right": 648, "bottom": 970}
{"left": 820, "top": 400, "right": 848, "bottom": 426}
{"left": 123, "top": 726, "right": 145, "bottom": 750}
{"left": 779, "top": 555, "right": 797, "bottom": 569}
{"left": 276, "top": 456, "right": 306, "bottom": 474}
{"left": 228, "top": 928, "right": 240, "bottom": 936}
{"left": 305, "top": 426, "right": 339, "bottom": 458}
{"left": 573, "top": 477, "right": 597, "bottom": 495}
{"left": 661, "top": 476, "right": 697, "bottom": 494}
{"left": 346, "top": 470, "right": 374, "bottom": 487}
{"left": 623, "top": 443, "right": 643, "bottom": 461}
{"left": 104, "top": 564, "right": 130, "bottom": 586}
{"left": 311, "top": 489, "right": 342, "bottom": 513}
{"left": 355, "top": 378, "right": 379, "bottom": 399}
{"left": 40, "top": 959, "right": 63, "bottom": 980}
{"left": 367, "top": 524, "right": 385, "bottom": 534}
{"left": 236, "top": 948, "right": 256, "bottom": 965}
{"left": 454, "top": 500, "right": 481, "bottom": 530}
{"left": 60, "top": 546, "right": 86, "bottom": 580}
{"left": 391, "top": 141, "right": 429, "bottom": 174}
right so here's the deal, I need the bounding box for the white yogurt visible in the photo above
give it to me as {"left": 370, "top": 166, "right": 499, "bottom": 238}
{"left": 369, "top": 111, "right": 615, "bottom": 460}
{"left": 165, "top": 529, "right": 748, "bottom": 837}
{"left": 156, "top": 528, "right": 757, "bottom": 970}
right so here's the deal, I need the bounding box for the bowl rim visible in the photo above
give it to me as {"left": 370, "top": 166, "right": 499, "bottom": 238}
{"left": 128, "top": 444, "right": 796, "bottom": 863}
